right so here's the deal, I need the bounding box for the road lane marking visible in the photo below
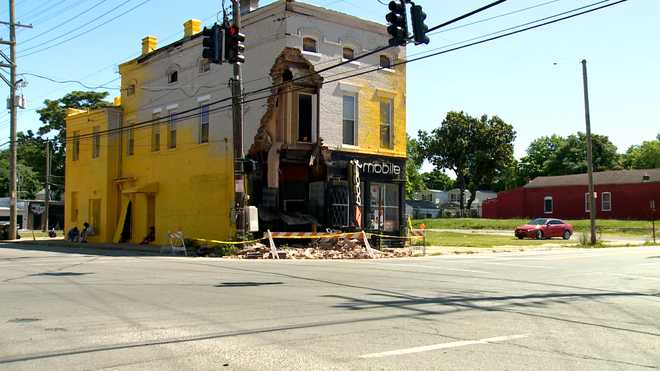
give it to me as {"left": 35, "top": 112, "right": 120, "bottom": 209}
{"left": 611, "top": 273, "right": 660, "bottom": 281}
{"left": 359, "top": 334, "right": 530, "bottom": 359}
{"left": 479, "top": 262, "right": 548, "bottom": 269}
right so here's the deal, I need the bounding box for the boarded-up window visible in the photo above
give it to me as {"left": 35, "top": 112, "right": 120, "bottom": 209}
{"left": 92, "top": 127, "right": 100, "bottom": 158}
{"left": 199, "top": 104, "right": 209, "bottom": 144}
{"left": 151, "top": 113, "right": 160, "bottom": 152}
{"left": 127, "top": 127, "right": 135, "bottom": 156}
{"left": 168, "top": 112, "right": 177, "bottom": 149}
{"left": 72, "top": 131, "right": 80, "bottom": 161}
{"left": 70, "top": 192, "right": 78, "bottom": 222}
{"left": 89, "top": 198, "right": 101, "bottom": 234}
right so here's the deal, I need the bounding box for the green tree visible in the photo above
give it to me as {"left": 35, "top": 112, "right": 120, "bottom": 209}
{"left": 418, "top": 111, "right": 516, "bottom": 213}
{"left": 544, "top": 132, "right": 620, "bottom": 175}
{"left": 517, "top": 135, "right": 566, "bottom": 182}
{"left": 421, "top": 170, "right": 454, "bottom": 190}
{"left": 623, "top": 138, "right": 660, "bottom": 169}
{"left": 405, "top": 135, "right": 425, "bottom": 198}
{"left": 0, "top": 151, "right": 41, "bottom": 199}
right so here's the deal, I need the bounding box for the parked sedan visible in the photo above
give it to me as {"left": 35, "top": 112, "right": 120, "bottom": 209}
{"left": 515, "top": 218, "right": 573, "bottom": 240}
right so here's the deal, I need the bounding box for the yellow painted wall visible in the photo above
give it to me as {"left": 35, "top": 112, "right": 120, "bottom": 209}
{"left": 353, "top": 63, "right": 406, "bottom": 158}
{"left": 110, "top": 59, "right": 235, "bottom": 245}
{"left": 64, "top": 108, "right": 121, "bottom": 243}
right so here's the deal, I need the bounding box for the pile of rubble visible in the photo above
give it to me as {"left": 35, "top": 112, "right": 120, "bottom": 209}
{"left": 227, "top": 238, "right": 412, "bottom": 260}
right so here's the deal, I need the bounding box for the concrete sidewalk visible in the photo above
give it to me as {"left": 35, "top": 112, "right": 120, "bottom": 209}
{"left": 2, "top": 238, "right": 164, "bottom": 256}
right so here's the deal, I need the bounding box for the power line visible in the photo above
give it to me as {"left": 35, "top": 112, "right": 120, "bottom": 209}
{"left": 20, "top": 0, "right": 111, "bottom": 46}
{"left": 20, "top": 0, "right": 153, "bottom": 58}
{"left": 428, "top": 0, "right": 562, "bottom": 36}
{"left": 65, "top": 0, "right": 628, "bottom": 144}
{"left": 18, "top": 72, "right": 121, "bottom": 90}
{"left": 32, "top": 0, "right": 630, "bottom": 145}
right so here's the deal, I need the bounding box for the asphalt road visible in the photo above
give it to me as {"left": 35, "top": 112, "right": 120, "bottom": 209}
{"left": 0, "top": 243, "right": 659, "bottom": 370}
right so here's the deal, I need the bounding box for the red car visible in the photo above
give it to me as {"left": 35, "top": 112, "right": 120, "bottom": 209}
{"left": 515, "top": 218, "right": 573, "bottom": 240}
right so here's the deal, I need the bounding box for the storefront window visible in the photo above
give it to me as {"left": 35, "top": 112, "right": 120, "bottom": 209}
{"left": 368, "top": 183, "right": 399, "bottom": 232}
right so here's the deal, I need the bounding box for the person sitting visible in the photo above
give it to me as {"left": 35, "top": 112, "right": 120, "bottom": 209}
{"left": 140, "top": 226, "right": 156, "bottom": 245}
{"left": 67, "top": 227, "right": 79, "bottom": 242}
{"left": 80, "top": 222, "right": 94, "bottom": 243}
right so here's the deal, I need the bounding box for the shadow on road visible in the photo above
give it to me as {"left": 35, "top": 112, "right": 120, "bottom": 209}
{"left": 0, "top": 240, "right": 160, "bottom": 257}
{"left": 28, "top": 272, "right": 94, "bottom": 277}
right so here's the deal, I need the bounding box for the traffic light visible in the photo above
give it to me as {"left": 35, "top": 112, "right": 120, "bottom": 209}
{"left": 386, "top": 0, "right": 408, "bottom": 47}
{"left": 202, "top": 23, "right": 223, "bottom": 64}
{"left": 410, "top": 4, "right": 430, "bottom": 45}
{"left": 225, "top": 24, "right": 246, "bottom": 64}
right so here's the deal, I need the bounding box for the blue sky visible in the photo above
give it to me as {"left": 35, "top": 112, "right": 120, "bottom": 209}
{"left": 1, "top": 0, "right": 657, "bottom": 163}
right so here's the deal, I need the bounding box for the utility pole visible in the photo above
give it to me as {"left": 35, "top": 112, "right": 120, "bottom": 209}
{"left": 43, "top": 140, "right": 50, "bottom": 232}
{"left": 1, "top": 0, "right": 31, "bottom": 239}
{"left": 8, "top": 0, "right": 17, "bottom": 239}
{"left": 582, "top": 59, "right": 597, "bottom": 245}
{"left": 231, "top": 0, "right": 245, "bottom": 239}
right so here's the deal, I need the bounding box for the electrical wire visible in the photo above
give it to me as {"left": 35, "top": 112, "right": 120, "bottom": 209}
{"left": 20, "top": 0, "right": 153, "bottom": 58}
{"left": 64, "top": 0, "right": 629, "bottom": 144}
{"left": 18, "top": 72, "right": 120, "bottom": 90}
{"left": 20, "top": 0, "right": 111, "bottom": 46}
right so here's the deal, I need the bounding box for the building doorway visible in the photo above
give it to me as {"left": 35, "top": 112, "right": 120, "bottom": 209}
{"left": 120, "top": 201, "right": 132, "bottom": 243}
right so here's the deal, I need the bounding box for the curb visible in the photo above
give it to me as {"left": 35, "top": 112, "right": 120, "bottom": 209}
{"left": 2, "top": 239, "right": 163, "bottom": 255}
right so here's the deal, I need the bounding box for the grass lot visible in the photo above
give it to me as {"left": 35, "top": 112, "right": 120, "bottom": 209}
{"left": 413, "top": 218, "right": 655, "bottom": 236}
{"left": 417, "top": 231, "right": 577, "bottom": 248}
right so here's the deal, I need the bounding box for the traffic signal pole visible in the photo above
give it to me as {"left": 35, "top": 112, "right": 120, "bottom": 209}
{"left": 231, "top": 0, "right": 246, "bottom": 239}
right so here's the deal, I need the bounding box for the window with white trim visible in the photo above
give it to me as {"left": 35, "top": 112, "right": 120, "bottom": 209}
{"left": 380, "top": 100, "right": 393, "bottom": 148}
{"left": 585, "top": 193, "right": 592, "bottom": 212}
{"left": 303, "top": 37, "right": 317, "bottom": 53}
{"left": 544, "top": 196, "right": 553, "bottom": 214}
{"left": 342, "top": 95, "right": 356, "bottom": 145}
{"left": 601, "top": 192, "right": 612, "bottom": 211}
{"left": 199, "top": 104, "right": 209, "bottom": 144}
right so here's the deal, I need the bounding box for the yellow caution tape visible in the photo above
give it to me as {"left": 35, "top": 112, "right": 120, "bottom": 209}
{"left": 192, "top": 236, "right": 268, "bottom": 246}
{"left": 367, "top": 233, "right": 426, "bottom": 240}
{"left": 270, "top": 233, "right": 359, "bottom": 240}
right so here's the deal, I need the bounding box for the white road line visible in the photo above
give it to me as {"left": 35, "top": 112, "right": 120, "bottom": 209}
{"left": 359, "top": 334, "right": 530, "bottom": 359}
{"left": 611, "top": 273, "right": 660, "bottom": 281}
{"left": 374, "top": 262, "right": 490, "bottom": 274}
{"left": 479, "top": 262, "right": 548, "bottom": 269}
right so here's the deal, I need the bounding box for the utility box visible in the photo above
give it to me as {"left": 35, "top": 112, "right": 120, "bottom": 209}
{"left": 246, "top": 206, "right": 259, "bottom": 232}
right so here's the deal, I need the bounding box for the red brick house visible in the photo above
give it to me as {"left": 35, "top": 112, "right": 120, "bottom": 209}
{"left": 483, "top": 169, "right": 660, "bottom": 220}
